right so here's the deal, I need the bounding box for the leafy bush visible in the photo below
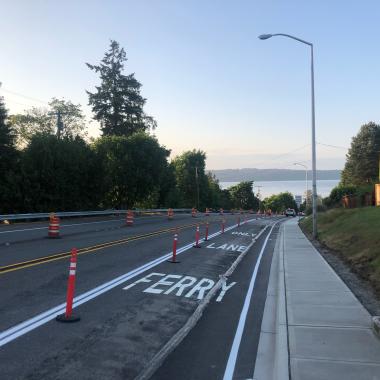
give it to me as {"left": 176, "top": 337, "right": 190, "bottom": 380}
{"left": 324, "top": 185, "right": 358, "bottom": 208}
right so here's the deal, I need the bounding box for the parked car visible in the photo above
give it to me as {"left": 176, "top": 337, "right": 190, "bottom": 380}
{"left": 285, "top": 208, "right": 296, "bottom": 217}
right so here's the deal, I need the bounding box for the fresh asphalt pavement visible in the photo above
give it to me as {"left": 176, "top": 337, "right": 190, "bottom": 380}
{"left": 0, "top": 213, "right": 283, "bottom": 379}
{"left": 0, "top": 213, "right": 196, "bottom": 253}
{"left": 153, "top": 222, "right": 280, "bottom": 380}
{"left": 0, "top": 213, "right": 229, "bottom": 330}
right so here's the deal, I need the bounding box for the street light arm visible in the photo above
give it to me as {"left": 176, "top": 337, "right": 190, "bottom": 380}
{"left": 294, "top": 162, "right": 307, "bottom": 170}
{"left": 270, "top": 33, "right": 313, "bottom": 46}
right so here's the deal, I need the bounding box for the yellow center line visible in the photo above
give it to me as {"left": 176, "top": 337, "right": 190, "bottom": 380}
{"left": 0, "top": 219, "right": 218, "bottom": 275}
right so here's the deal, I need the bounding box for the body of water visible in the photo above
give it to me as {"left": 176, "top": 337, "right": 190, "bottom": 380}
{"left": 220, "top": 180, "right": 339, "bottom": 199}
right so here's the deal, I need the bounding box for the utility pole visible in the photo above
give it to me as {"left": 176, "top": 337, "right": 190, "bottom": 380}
{"left": 56, "top": 110, "right": 63, "bottom": 139}
{"left": 195, "top": 166, "right": 200, "bottom": 210}
{"left": 255, "top": 185, "right": 263, "bottom": 211}
{"left": 294, "top": 162, "right": 308, "bottom": 208}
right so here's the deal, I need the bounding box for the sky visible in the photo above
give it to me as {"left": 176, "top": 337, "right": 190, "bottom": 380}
{"left": 1, "top": 0, "right": 379, "bottom": 170}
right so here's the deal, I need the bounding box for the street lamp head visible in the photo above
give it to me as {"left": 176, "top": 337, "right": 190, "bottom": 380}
{"left": 258, "top": 34, "right": 273, "bottom": 40}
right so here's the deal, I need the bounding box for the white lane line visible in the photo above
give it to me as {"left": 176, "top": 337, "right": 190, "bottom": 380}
{"left": 0, "top": 219, "right": 125, "bottom": 234}
{"left": 0, "top": 215, "right": 178, "bottom": 234}
{"left": 0, "top": 226, "right": 48, "bottom": 234}
{"left": 223, "top": 222, "right": 278, "bottom": 380}
{"left": 0, "top": 220, "right": 244, "bottom": 347}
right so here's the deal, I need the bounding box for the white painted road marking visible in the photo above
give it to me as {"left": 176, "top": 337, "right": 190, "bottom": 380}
{"left": 124, "top": 272, "right": 236, "bottom": 301}
{"left": 0, "top": 219, "right": 246, "bottom": 347}
{"left": 223, "top": 222, "right": 278, "bottom": 380}
{"left": 184, "top": 278, "right": 215, "bottom": 300}
{"left": 232, "top": 231, "right": 256, "bottom": 238}
{"left": 144, "top": 275, "right": 183, "bottom": 295}
{"left": 216, "top": 280, "right": 236, "bottom": 302}
{"left": 122, "top": 272, "right": 165, "bottom": 290}
{"left": 164, "top": 276, "right": 198, "bottom": 296}
{"left": 0, "top": 215, "right": 175, "bottom": 235}
{"left": 206, "top": 243, "right": 248, "bottom": 252}
{"left": 0, "top": 219, "right": 125, "bottom": 234}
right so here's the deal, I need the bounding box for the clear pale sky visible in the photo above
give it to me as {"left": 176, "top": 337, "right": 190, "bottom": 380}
{"left": 1, "top": 0, "right": 379, "bottom": 170}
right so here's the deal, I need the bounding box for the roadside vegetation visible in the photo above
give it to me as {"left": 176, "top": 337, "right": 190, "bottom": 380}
{"left": 300, "top": 207, "right": 380, "bottom": 295}
{"left": 261, "top": 192, "right": 298, "bottom": 213}
{"left": 0, "top": 40, "right": 259, "bottom": 214}
{"left": 301, "top": 121, "right": 380, "bottom": 296}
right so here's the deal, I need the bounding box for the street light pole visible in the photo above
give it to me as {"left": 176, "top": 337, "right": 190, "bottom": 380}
{"left": 310, "top": 44, "right": 317, "bottom": 238}
{"left": 254, "top": 185, "right": 263, "bottom": 212}
{"left": 259, "top": 33, "right": 318, "bottom": 238}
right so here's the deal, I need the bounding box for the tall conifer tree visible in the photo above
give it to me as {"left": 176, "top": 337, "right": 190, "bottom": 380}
{"left": 86, "top": 40, "right": 156, "bottom": 136}
{"left": 341, "top": 122, "right": 380, "bottom": 185}
{"left": 0, "top": 86, "right": 19, "bottom": 213}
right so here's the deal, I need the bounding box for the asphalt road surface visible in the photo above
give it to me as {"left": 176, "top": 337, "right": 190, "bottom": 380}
{"left": 0, "top": 212, "right": 283, "bottom": 379}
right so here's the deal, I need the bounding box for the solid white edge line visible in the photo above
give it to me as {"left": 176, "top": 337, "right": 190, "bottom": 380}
{"left": 0, "top": 214, "right": 204, "bottom": 235}
{"left": 223, "top": 222, "right": 278, "bottom": 380}
{"left": 0, "top": 219, "right": 247, "bottom": 347}
{"left": 0, "top": 220, "right": 126, "bottom": 234}
{"left": 0, "top": 216, "right": 158, "bottom": 234}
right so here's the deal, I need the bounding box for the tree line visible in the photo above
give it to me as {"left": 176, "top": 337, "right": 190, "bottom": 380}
{"left": 0, "top": 41, "right": 260, "bottom": 214}
{"left": 324, "top": 121, "right": 380, "bottom": 208}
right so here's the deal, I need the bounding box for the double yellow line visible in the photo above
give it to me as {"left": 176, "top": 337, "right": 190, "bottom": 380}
{"left": 0, "top": 220, "right": 216, "bottom": 275}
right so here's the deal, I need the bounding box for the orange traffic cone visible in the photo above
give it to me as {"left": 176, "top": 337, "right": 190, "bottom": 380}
{"left": 48, "top": 214, "right": 60, "bottom": 238}
{"left": 126, "top": 210, "right": 134, "bottom": 226}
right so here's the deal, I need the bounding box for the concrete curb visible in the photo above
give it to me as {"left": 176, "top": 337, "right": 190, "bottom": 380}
{"left": 373, "top": 316, "right": 380, "bottom": 339}
{"left": 274, "top": 223, "right": 290, "bottom": 380}
{"left": 134, "top": 223, "right": 272, "bottom": 380}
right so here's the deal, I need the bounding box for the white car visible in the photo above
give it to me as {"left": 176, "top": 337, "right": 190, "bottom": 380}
{"left": 285, "top": 208, "right": 296, "bottom": 217}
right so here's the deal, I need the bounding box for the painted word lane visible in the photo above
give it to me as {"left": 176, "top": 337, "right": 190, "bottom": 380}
{"left": 206, "top": 242, "right": 248, "bottom": 252}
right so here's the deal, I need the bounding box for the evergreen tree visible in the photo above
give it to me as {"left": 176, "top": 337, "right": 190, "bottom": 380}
{"left": 341, "top": 122, "right": 380, "bottom": 185}
{"left": 263, "top": 191, "right": 297, "bottom": 212}
{"left": 86, "top": 40, "right": 156, "bottom": 136}
{"left": 228, "top": 181, "right": 259, "bottom": 210}
{"left": 94, "top": 133, "right": 170, "bottom": 208}
{"left": 21, "top": 134, "right": 102, "bottom": 212}
{"left": 172, "top": 150, "right": 208, "bottom": 208}
{"left": 0, "top": 94, "right": 15, "bottom": 157}
{"left": 0, "top": 90, "right": 20, "bottom": 213}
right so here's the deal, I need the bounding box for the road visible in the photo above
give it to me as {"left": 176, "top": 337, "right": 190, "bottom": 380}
{"left": 0, "top": 212, "right": 283, "bottom": 379}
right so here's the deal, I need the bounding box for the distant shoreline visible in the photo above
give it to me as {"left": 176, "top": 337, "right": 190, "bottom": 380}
{"left": 219, "top": 178, "right": 340, "bottom": 182}
{"left": 219, "top": 179, "right": 339, "bottom": 197}
{"left": 210, "top": 168, "right": 341, "bottom": 182}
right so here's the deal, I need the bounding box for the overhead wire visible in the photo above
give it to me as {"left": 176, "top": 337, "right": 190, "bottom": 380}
{"left": 0, "top": 88, "right": 49, "bottom": 105}
{"left": 317, "top": 141, "right": 348, "bottom": 150}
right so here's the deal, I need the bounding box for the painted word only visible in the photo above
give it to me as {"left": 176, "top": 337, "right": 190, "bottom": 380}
{"left": 231, "top": 231, "right": 257, "bottom": 238}
{"left": 123, "top": 272, "right": 236, "bottom": 302}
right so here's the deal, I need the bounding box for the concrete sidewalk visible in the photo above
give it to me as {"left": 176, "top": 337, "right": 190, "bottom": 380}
{"left": 254, "top": 218, "right": 380, "bottom": 380}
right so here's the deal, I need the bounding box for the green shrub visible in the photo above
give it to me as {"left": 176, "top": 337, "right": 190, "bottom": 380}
{"left": 326, "top": 185, "right": 358, "bottom": 207}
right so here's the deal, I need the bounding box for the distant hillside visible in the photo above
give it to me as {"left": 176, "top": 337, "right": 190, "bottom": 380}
{"left": 210, "top": 168, "right": 341, "bottom": 182}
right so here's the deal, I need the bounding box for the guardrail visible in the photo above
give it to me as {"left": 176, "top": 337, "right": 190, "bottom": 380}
{"left": 0, "top": 209, "right": 193, "bottom": 222}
